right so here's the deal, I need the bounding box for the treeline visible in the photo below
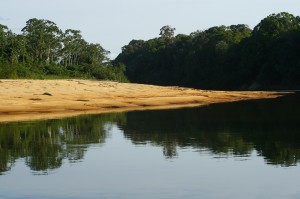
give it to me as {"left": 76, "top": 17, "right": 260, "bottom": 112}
{"left": 0, "top": 18, "right": 128, "bottom": 81}
{"left": 115, "top": 12, "right": 300, "bottom": 90}
{"left": 1, "top": 13, "right": 299, "bottom": 89}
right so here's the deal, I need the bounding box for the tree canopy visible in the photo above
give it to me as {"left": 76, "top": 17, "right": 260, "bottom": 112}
{"left": 0, "top": 18, "right": 128, "bottom": 81}
{"left": 1, "top": 13, "right": 299, "bottom": 90}
{"left": 115, "top": 12, "right": 300, "bottom": 90}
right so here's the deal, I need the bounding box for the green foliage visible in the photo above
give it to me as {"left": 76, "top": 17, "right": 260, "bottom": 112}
{"left": 116, "top": 12, "right": 300, "bottom": 90}
{"left": 0, "top": 19, "right": 128, "bottom": 82}
{"left": 1, "top": 13, "right": 299, "bottom": 88}
{"left": 253, "top": 12, "right": 299, "bottom": 38}
{"left": 159, "top": 25, "right": 176, "bottom": 44}
{"left": 92, "top": 63, "right": 128, "bottom": 82}
{"left": 0, "top": 64, "right": 18, "bottom": 78}
{"left": 21, "top": 18, "right": 62, "bottom": 65}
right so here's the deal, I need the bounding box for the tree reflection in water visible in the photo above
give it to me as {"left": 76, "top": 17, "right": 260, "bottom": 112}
{"left": 120, "top": 93, "right": 300, "bottom": 165}
{"left": 0, "top": 93, "right": 300, "bottom": 174}
{"left": 0, "top": 113, "right": 126, "bottom": 174}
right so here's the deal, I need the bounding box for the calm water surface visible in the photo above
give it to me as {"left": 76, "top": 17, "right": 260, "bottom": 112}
{"left": 0, "top": 93, "right": 300, "bottom": 199}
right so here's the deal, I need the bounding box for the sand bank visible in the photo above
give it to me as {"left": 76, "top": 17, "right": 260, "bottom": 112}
{"left": 0, "top": 79, "right": 286, "bottom": 122}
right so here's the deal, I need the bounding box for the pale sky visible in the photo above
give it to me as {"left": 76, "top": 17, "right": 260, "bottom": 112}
{"left": 1, "top": 0, "right": 299, "bottom": 58}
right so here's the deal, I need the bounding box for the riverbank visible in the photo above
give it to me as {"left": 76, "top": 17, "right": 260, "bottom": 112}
{"left": 0, "top": 79, "right": 287, "bottom": 122}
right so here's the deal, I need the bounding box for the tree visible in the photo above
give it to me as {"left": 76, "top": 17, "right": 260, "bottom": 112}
{"left": 0, "top": 24, "right": 9, "bottom": 63}
{"left": 159, "top": 25, "right": 176, "bottom": 44}
{"left": 0, "top": 18, "right": 127, "bottom": 81}
{"left": 62, "top": 29, "right": 86, "bottom": 66}
{"left": 237, "top": 12, "right": 300, "bottom": 89}
{"left": 116, "top": 13, "right": 300, "bottom": 90}
{"left": 83, "top": 43, "right": 109, "bottom": 66}
{"left": 253, "top": 12, "right": 300, "bottom": 38}
{"left": 22, "top": 18, "right": 62, "bottom": 65}
{"left": 5, "top": 31, "right": 20, "bottom": 64}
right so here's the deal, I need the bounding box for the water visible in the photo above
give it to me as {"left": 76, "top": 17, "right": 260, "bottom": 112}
{"left": 0, "top": 93, "right": 300, "bottom": 199}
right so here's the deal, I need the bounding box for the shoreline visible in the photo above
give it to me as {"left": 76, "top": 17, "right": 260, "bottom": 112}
{"left": 0, "top": 79, "right": 288, "bottom": 123}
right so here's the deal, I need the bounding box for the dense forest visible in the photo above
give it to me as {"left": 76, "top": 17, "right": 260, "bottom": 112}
{"left": 0, "top": 18, "right": 128, "bottom": 81}
{"left": 115, "top": 12, "right": 300, "bottom": 90}
{"left": 1, "top": 12, "right": 299, "bottom": 90}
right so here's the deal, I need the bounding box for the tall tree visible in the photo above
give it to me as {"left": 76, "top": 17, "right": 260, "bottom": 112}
{"left": 84, "top": 43, "right": 110, "bottom": 65}
{"left": 0, "top": 24, "right": 9, "bottom": 63}
{"left": 253, "top": 12, "right": 300, "bottom": 38}
{"left": 5, "top": 31, "right": 20, "bottom": 64}
{"left": 159, "top": 25, "right": 176, "bottom": 44}
{"left": 22, "top": 18, "right": 62, "bottom": 65}
{"left": 62, "top": 29, "right": 86, "bottom": 66}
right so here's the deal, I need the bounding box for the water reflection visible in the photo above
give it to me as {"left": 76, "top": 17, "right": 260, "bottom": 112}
{"left": 0, "top": 113, "right": 126, "bottom": 175}
{"left": 0, "top": 93, "right": 300, "bottom": 174}
{"left": 121, "top": 93, "right": 300, "bottom": 165}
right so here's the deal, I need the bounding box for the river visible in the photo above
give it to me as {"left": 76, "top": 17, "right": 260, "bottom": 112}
{"left": 0, "top": 92, "right": 299, "bottom": 199}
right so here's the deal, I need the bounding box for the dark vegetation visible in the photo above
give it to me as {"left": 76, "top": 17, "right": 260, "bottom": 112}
{"left": 0, "top": 18, "right": 128, "bottom": 81}
{"left": 1, "top": 12, "right": 299, "bottom": 90}
{"left": 115, "top": 12, "right": 300, "bottom": 90}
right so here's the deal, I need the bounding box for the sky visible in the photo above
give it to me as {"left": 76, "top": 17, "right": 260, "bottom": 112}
{"left": 1, "top": 0, "right": 299, "bottom": 58}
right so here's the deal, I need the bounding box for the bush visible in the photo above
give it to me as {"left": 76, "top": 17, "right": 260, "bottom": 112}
{"left": 0, "top": 62, "right": 128, "bottom": 82}
{"left": 0, "top": 64, "right": 18, "bottom": 79}
{"left": 92, "top": 64, "right": 129, "bottom": 82}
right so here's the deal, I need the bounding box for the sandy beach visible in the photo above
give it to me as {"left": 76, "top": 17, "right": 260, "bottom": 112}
{"left": 0, "top": 79, "right": 286, "bottom": 122}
